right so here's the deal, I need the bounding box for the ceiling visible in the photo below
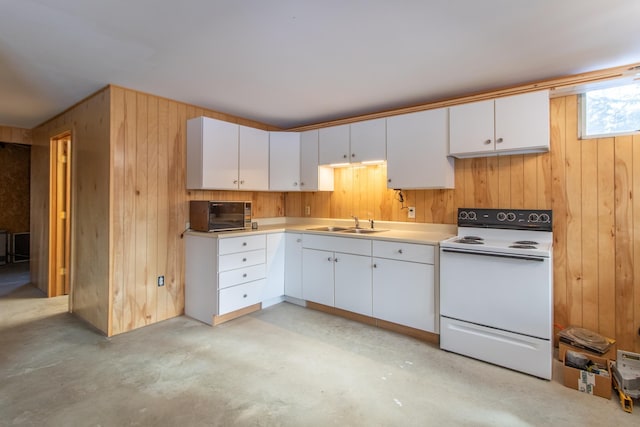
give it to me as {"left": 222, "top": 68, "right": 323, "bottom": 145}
{"left": 2, "top": 0, "right": 640, "bottom": 130}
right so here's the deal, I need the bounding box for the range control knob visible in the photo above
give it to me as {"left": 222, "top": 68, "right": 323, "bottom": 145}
{"left": 528, "top": 213, "right": 540, "bottom": 222}
{"left": 459, "top": 211, "right": 468, "bottom": 220}
{"left": 468, "top": 211, "right": 477, "bottom": 220}
{"left": 506, "top": 212, "right": 517, "bottom": 222}
{"left": 497, "top": 212, "right": 507, "bottom": 221}
{"left": 540, "top": 213, "right": 550, "bottom": 223}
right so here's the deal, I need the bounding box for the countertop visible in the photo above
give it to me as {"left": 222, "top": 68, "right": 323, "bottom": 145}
{"left": 185, "top": 218, "right": 456, "bottom": 245}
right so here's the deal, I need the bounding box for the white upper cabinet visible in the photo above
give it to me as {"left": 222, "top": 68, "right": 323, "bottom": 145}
{"left": 319, "top": 124, "right": 350, "bottom": 165}
{"left": 449, "top": 90, "right": 550, "bottom": 158}
{"left": 238, "top": 125, "right": 269, "bottom": 191}
{"left": 349, "top": 118, "right": 387, "bottom": 163}
{"left": 386, "top": 108, "right": 454, "bottom": 189}
{"left": 187, "top": 116, "right": 239, "bottom": 190}
{"left": 318, "top": 119, "right": 386, "bottom": 166}
{"left": 186, "top": 117, "right": 269, "bottom": 190}
{"left": 269, "top": 131, "right": 301, "bottom": 191}
{"left": 300, "top": 130, "right": 334, "bottom": 191}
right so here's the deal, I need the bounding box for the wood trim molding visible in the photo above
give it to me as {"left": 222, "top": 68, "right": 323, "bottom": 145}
{"left": 213, "top": 303, "right": 262, "bottom": 325}
{"left": 287, "top": 62, "right": 640, "bottom": 132}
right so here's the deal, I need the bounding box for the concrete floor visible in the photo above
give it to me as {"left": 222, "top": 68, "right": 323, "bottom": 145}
{"left": 1, "top": 285, "right": 638, "bottom": 426}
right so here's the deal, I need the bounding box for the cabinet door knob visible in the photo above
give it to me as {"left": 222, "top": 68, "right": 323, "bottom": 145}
{"left": 484, "top": 139, "right": 492, "bottom": 145}
{"left": 343, "top": 154, "right": 347, "bottom": 159}
{"left": 387, "top": 178, "right": 391, "bottom": 183}
{"left": 351, "top": 153, "right": 355, "bottom": 158}
{"left": 240, "top": 180, "right": 245, "bottom": 184}
{"left": 334, "top": 257, "right": 339, "bottom": 262}
{"left": 293, "top": 182, "right": 298, "bottom": 186}
{"left": 398, "top": 249, "right": 403, "bottom": 254}
{"left": 327, "top": 257, "right": 333, "bottom": 262}
{"left": 300, "top": 182, "right": 305, "bottom": 186}
{"left": 496, "top": 137, "right": 503, "bottom": 143}
{"left": 233, "top": 179, "right": 238, "bottom": 184}
{"left": 373, "top": 263, "right": 377, "bottom": 268}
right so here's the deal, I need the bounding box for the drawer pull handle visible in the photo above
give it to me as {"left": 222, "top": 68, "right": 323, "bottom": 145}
{"left": 243, "top": 273, "right": 247, "bottom": 278}
{"left": 243, "top": 294, "right": 247, "bottom": 298}
{"left": 398, "top": 249, "right": 403, "bottom": 254}
{"left": 242, "top": 258, "right": 247, "bottom": 262}
{"left": 242, "top": 242, "right": 247, "bottom": 246}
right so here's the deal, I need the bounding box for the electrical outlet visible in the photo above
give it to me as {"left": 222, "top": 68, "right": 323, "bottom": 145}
{"left": 305, "top": 206, "right": 311, "bottom": 216}
{"left": 408, "top": 207, "right": 416, "bottom": 219}
{"left": 158, "top": 276, "right": 165, "bottom": 287}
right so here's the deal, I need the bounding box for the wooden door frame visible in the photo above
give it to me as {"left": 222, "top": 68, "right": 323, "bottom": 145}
{"left": 48, "top": 131, "right": 72, "bottom": 301}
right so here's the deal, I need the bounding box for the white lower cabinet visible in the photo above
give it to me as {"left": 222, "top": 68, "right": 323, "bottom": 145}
{"left": 302, "top": 248, "right": 336, "bottom": 306}
{"left": 302, "top": 234, "right": 372, "bottom": 314}
{"left": 334, "top": 252, "right": 372, "bottom": 316}
{"left": 284, "top": 233, "right": 303, "bottom": 299}
{"left": 372, "top": 240, "right": 436, "bottom": 333}
{"left": 263, "top": 233, "right": 285, "bottom": 306}
{"left": 185, "top": 233, "right": 267, "bottom": 324}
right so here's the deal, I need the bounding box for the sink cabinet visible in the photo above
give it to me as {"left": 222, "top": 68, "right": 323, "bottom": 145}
{"left": 302, "top": 234, "right": 372, "bottom": 315}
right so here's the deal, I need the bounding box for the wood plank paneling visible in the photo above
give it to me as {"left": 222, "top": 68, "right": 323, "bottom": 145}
{"left": 0, "top": 125, "right": 32, "bottom": 145}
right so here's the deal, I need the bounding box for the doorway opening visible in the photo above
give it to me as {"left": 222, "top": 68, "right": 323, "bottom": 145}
{"left": 48, "top": 132, "right": 72, "bottom": 300}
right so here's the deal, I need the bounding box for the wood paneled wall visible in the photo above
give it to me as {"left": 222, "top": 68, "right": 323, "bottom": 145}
{"left": 286, "top": 95, "right": 640, "bottom": 352}
{"left": 0, "top": 126, "right": 32, "bottom": 145}
{"left": 108, "top": 86, "right": 284, "bottom": 336}
{"left": 32, "top": 89, "right": 111, "bottom": 331}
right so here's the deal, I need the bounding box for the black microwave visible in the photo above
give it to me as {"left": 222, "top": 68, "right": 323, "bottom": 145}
{"left": 189, "top": 201, "right": 252, "bottom": 232}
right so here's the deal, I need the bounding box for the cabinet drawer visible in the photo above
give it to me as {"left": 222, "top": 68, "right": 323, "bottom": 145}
{"left": 219, "top": 249, "right": 265, "bottom": 272}
{"left": 372, "top": 240, "right": 434, "bottom": 264}
{"left": 219, "top": 279, "right": 265, "bottom": 315}
{"left": 219, "top": 264, "right": 266, "bottom": 289}
{"left": 302, "top": 234, "right": 371, "bottom": 256}
{"left": 219, "top": 234, "right": 266, "bottom": 255}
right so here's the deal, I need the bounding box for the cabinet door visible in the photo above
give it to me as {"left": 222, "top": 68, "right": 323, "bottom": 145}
{"left": 372, "top": 257, "right": 435, "bottom": 332}
{"left": 284, "top": 233, "right": 303, "bottom": 299}
{"left": 264, "top": 233, "right": 285, "bottom": 302}
{"left": 334, "top": 253, "right": 372, "bottom": 316}
{"left": 386, "top": 108, "right": 454, "bottom": 189}
{"left": 350, "top": 118, "right": 386, "bottom": 163}
{"left": 494, "top": 90, "right": 549, "bottom": 153}
{"left": 187, "top": 117, "right": 239, "bottom": 190}
{"left": 448, "top": 99, "right": 495, "bottom": 157}
{"left": 302, "top": 248, "right": 335, "bottom": 306}
{"left": 269, "top": 132, "right": 301, "bottom": 191}
{"left": 185, "top": 234, "right": 219, "bottom": 325}
{"left": 300, "top": 130, "right": 334, "bottom": 192}
{"left": 318, "top": 124, "right": 350, "bottom": 165}
{"left": 239, "top": 125, "right": 269, "bottom": 191}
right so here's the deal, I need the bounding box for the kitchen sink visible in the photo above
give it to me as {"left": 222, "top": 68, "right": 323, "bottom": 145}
{"left": 306, "top": 226, "right": 350, "bottom": 232}
{"left": 341, "top": 228, "right": 388, "bottom": 234}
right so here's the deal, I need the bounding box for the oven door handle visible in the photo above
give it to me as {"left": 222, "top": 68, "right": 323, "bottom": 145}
{"left": 441, "top": 248, "right": 545, "bottom": 262}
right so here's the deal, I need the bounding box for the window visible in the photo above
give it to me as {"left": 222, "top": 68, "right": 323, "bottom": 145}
{"left": 580, "top": 82, "right": 640, "bottom": 138}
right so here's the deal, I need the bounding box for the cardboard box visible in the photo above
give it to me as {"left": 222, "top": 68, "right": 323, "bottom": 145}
{"left": 558, "top": 339, "right": 616, "bottom": 362}
{"left": 563, "top": 352, "right": 612, "bottom": 399}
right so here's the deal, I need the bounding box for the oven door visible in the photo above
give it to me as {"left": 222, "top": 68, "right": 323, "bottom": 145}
{"left": 439, "top": 247, "right": 552, "bottom": 340}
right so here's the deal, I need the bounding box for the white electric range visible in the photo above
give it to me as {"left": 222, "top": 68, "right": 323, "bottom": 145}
{"left": 439, "top": 208, "right": 553, "bottom": 380}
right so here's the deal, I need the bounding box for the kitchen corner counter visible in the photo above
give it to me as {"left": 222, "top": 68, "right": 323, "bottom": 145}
{"left": 185, "top": 219, "right": 456, "bottom": 245}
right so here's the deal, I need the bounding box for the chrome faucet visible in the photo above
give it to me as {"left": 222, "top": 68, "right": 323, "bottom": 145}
{"left": 351, "top": 215, "right": 360, "bottom": 228}
{"left": 368, "top": 218, "right": 374, "bottom": 229}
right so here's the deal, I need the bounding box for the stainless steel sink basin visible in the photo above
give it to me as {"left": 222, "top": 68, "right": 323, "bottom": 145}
{"left": 306, "top": 226, "right": 350, "bottom": 232}
{"left": 341, "top": 228, "right": 388, "bottom": 234}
